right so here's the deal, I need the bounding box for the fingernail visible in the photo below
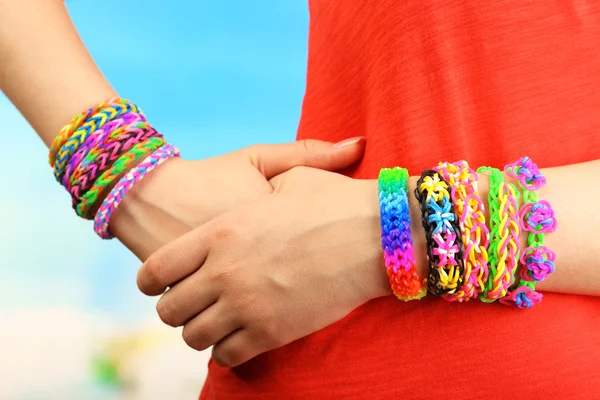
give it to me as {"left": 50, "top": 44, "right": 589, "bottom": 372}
{"left": 333, "top": 136, "right": 365, "bottom": 148}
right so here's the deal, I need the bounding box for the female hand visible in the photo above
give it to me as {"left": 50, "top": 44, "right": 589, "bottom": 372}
{"left": 110, "top": 138, "right": 365, "bottom": 260}
{"left": 136, "top": 167, "right": 391, "bottom": 367}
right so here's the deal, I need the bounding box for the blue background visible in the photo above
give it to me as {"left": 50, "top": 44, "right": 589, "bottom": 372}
{"left": 0, "top": 1, "right": 309, "bottom": 398}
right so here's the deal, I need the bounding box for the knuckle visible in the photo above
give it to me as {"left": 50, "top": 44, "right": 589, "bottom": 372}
{"left": 182, "top": 325, "right": 207, "bottom": 351}
{"left": 207, "top": 267, "right": 237, "bottom": 287}
{"left": 232, "top": 291, "right": 260, "bottom": 315}
{"left": 212, "top": 346, "right": 241, "bottom": 368}
{"left": 259, "top": 317, "right": 284, "bottom": 347}
{"left": 156, "top": 298, "right": 179, "bottom": 327}
{"left": 211, "top": 219, "right": 238, "bottom": 244}
{"left": 139, "top": 253, "right": 167, "bottom": 293}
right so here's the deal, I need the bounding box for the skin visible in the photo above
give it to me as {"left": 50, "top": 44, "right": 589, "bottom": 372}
{"left": 2, "top": 0, "right": 599, "bottom": 370}
{"left": 0, "top": 0, "right": 366, "bottom": 261}
{"left": 137, "top": 161, "right": 600, "bottom": 367}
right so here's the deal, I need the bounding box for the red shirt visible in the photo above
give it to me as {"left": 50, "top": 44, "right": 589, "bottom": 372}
{"left": 201, "top": 1, "right": 600, "bottom": 398}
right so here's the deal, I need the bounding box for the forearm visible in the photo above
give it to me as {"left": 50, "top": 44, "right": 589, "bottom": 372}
{"left": 0, "top": 0, "right": 115, "bottom": 145}
{"left": 399, "top": 159, "right": 600, "bottom": 297}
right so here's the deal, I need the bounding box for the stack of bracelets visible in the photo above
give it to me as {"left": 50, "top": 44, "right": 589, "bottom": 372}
{"left": 48, "top": 97, "right": 180, "bottom": 239}
{"left": 378, "top": 157, "right": 557, "bottom": 308}
{"left": 49, "top": 101, "right": 555, "bottom": 309}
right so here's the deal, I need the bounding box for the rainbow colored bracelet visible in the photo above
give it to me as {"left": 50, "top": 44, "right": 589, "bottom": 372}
{"left": 49, "top": 98, "right": 174, "bottom": 234}
{"left": 378, "top": 168, "right": 426, "bottom": 301}
{"left": 50, "top": 98, "right": 141, "bottom": 182}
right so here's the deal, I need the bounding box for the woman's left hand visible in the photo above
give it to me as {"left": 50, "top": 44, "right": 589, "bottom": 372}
{"left": 136, "top": 167, "right": 390, "bottom": 367}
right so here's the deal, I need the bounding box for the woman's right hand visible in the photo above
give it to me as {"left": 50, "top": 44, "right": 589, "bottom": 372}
{"left": 110, "top": 137, "right": 365, "bottom": 260}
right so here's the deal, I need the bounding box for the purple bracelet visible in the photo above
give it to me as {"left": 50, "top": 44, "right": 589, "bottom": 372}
{"left": 62, "top": 113, "right": 147, "bottom": 190}
{"left": 93, "top": 144, "right": 180, "bottom": 239}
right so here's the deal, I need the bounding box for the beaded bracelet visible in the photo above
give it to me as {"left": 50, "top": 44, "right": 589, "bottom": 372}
{"left": 68, "top": 121, "right": 162, "bottom": 207}
{"left": 477, "top": 166, "right": 521, "bottom": 302}
{"left": 435, "top": 161, "right": 490, "bottom": 301}
{"left": 76, "top": 136, "right": 165, "bottom": 219}
{"left": 94, "top": 144, "right": 181, "bottom": 239}
{"left": 378, "top": 167, "right": 427, "bottom": 301}
{"left": 414, "top": 170, "right": 465, "bottom": 295}
{"left": 51, "top": 98, "right": 142, "bottom": 181}
{"left": 499, "top": 157, "right": 557, "bottom": 308}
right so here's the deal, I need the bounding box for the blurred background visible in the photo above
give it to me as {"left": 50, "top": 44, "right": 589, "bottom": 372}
{"left": 0, "top": 1, "right": 308, "bottom": 399}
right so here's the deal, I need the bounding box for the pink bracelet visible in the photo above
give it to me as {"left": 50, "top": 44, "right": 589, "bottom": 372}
{"left": 93, "top": 144, "right": 180, "bottom": 239}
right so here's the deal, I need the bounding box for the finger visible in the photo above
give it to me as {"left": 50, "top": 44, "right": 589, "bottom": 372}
{"left": 181, "top": 301, "right": 241, "bottom": 351}
{"left": 137, "top": 223, "right": 211, "bottom": 296}
{"left": 155, "top": 268, "right": 217, "bottom": 327}
{"left": 211, "top": 329, "right": 268, "bottom": 368}
{"left": 245, "top": 137, "right": 365, "bottom": 179}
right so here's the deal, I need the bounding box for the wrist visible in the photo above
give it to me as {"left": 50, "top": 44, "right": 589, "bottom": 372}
{"left": 109, "top": 157, "right": 190, "bottom": 260}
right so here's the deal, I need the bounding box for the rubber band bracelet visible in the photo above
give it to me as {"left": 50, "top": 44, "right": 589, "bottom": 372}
{"left": 414, "top": 170, "right": 465, "bottom": 296}
{"left": 62, "top": 113, "right": 147, "bottom": 190}
{"left": 68, "top": 121, "right": 162, "bottom": 208}
{"left": 49, "top": 98, "right": 115, "bottom": 168}
{"left": 434, "top": 161, "right": 490, "bottom": 301}
{"left": 76, "top": 136, "right": 165, "bottom": 219}
{"left": 94, "top": 144, "right": 181, "bottom": 239}
{"left": 499, "top": 157, "right": 557, "bottom": 308}
{"left": 51, "top": 98, "right": 142, "bottom": 181}
{"left": 476, "top": 166, "right": 521, "bottom": 302}
{"left": 378, "top": 168, "right": 426, "bottom": 301}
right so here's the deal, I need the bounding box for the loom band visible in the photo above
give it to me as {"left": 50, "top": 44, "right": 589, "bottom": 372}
{"left": 61, "top": 115, "right": 144, "bottom": 189}
{"left": 427, "top": 207, "right": 456, "bottom": 234}
{"left": 520, "top": 246, "right": 556, "bottom": 265}
{"left": 522, "top": 190, "right": 538, "bottom": 205}
{"left": 78, "top": 122, "right": 154, "bottom": 171}
{"left": 68, "top": 128, "right": 163, "bottom": 204}
{"left": 430, "top": 242, "right": 464, "bottom": 290}
{"left": 520, "top": 201, "right": 558, "bottom": 234}
{"left": 504, "top": 157, "right": 547, "bottom": 191}
{"left": 432, "top": 244, "right": 460, "bottom": 267}
{"left": 474, "top": 259, "right": 489, "bottom": 289}
{"left": 527, "top": 232, "right": 545, "bottom": 247}
{"left": 496, "top": 233, "right": 520, "bottom": 278}
{"left": 78, "top": 141, "right": 160, "bottom": 212}
{"left": 436, "top": 265, "right": 463, "bottom": 293}
{"left": 427, "top": 260, "right": 463, "bottom": 296}
{"left": 55, "top": 101, "right": 143, "bottom": 172}
{"left": 70, "top": 114, "right": 147, "bottom": 170}
{"left": 78, "top": 123, "right": 147, "bottom": 170}
{"left": 49, "top": 98, "right": 115, "bottom": 167}
{"left": 471, "top": 220, "right": 491, "bottom": 247}
{"left": 94, "top": 144, "right": 180, "bottom": 238}
{"left": 384, "top": 248, "right": 412, "bottom": 274}
{"left": 521, "top": 246, "right": 556, "bottom": 282}
{"left": 490, "top": 250, "right": 512, "bottom": 295}
{"left": 72, "top": 124, "right": 161, "bottom": 181}
{"left": 417, "top": 171, "right": 451, "bottom": 203}
{"left": 53, "top": 100, "right": 142, "bottom": 180}
{"left": 76, "top": 137, "right": 164, "bottom": 218}
{"left": 499, "top": 285, "right": 543, "bottom": 309}
{"left": 382, "top": 228, "right": 412, "bottom": 254}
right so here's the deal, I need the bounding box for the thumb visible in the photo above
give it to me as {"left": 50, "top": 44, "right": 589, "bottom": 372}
{"left": 245, "top": 137, "right": 365, "bottom": 179}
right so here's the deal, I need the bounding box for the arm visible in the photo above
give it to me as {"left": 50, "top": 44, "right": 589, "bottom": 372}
{"left": 137, "top": 159, "right": 599, "bottom": 367}
{"left": 405, "top": 159, "right": 600, "bottom": 296}
{"left": 0, "top": 0, "right": 116, "bottom": 146}
{"left": 0, "top": 0, "right": 365, "bottom": 258}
